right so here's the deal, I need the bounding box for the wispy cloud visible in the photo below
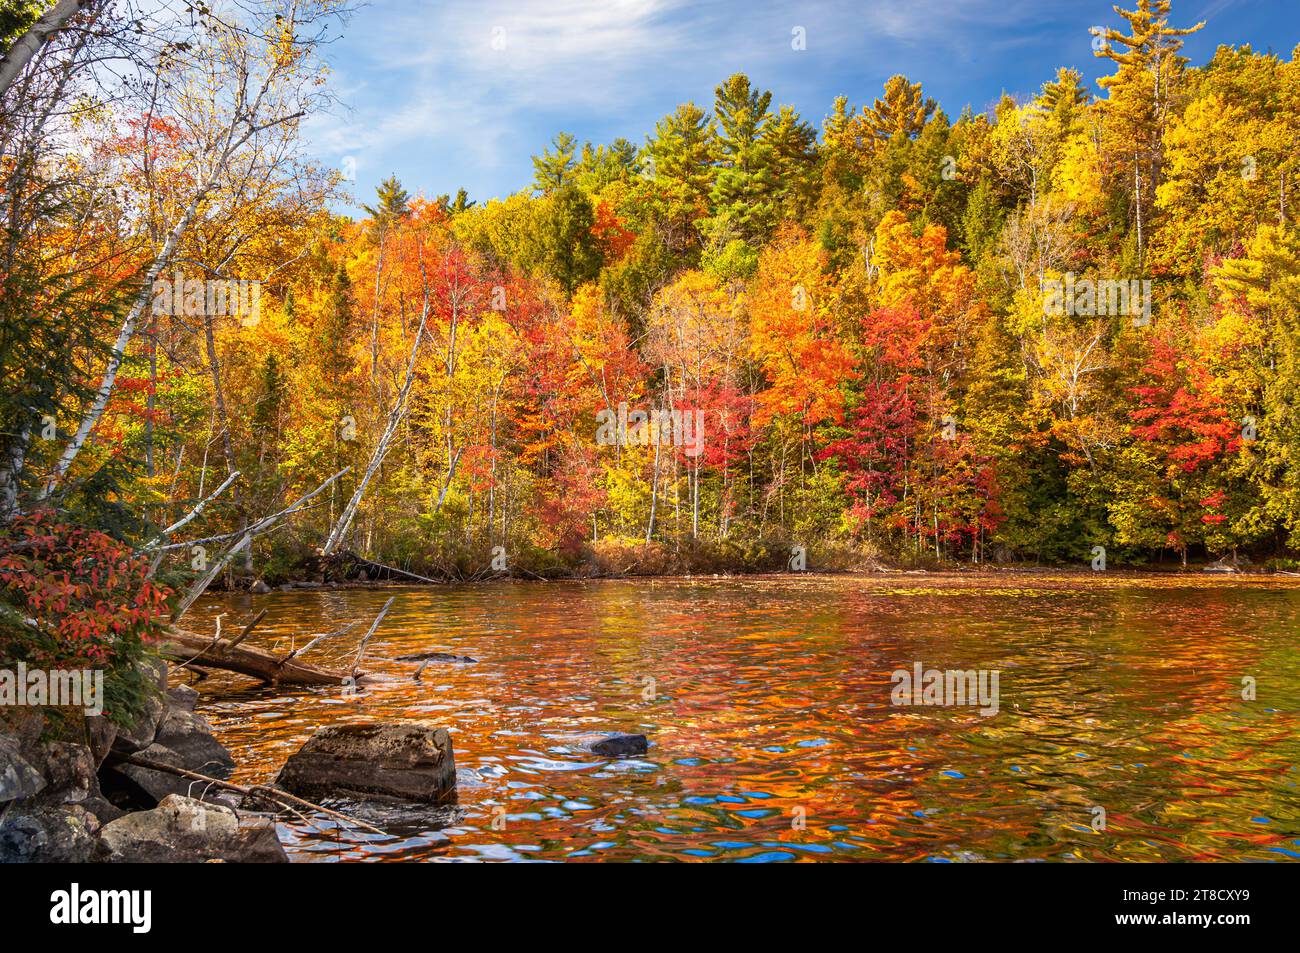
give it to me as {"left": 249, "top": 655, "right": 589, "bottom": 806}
{"left": 304, "top": 0, "right": 1294, "bottom": 208}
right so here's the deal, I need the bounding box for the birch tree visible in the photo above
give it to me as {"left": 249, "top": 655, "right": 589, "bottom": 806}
{"left": 37, "top": 0, "right": 346, "bottom": 502}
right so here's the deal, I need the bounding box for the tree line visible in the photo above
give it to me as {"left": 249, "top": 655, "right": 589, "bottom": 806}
{"left": 5, "top": 1, "right": 1300, "bottom": 657}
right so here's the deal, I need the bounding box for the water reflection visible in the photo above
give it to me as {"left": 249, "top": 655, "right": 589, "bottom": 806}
{"left": 188, "top": 574, "right": 1300, "bottom": 862}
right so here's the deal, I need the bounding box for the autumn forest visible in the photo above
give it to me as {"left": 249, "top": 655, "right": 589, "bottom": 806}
{"left": 5, "top": 0, "right": 1300, "bottom": 881}
{"left": 4, "top": 0, "right": 1300, "bottom": 662}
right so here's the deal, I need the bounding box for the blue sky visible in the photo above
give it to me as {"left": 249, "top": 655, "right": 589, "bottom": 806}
{"left": 304, "top": 0, "right": 1299, "bottom": 214}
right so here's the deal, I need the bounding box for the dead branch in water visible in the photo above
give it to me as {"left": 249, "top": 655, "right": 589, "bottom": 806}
{"left": 352, "top": 596, "right": 395, "bottom": 678}
{"left": 277, "top": 621, "right": 358, "bottom": 667}
{"left": 228, "top": 608, "right": 269, "bottom": 650}
{"left": 114, "top": 753, "right": 387, "bottom": 837}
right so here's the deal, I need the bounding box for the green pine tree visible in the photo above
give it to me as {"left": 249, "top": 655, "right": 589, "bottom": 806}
{"left": 709, "top": 73, "right": 779, "bottom": 243}
{"left": 364, "top": 176, "right": 411, "bottom": 226}
{"left": 532, "top": 132, "right": 578, "bottom": 194}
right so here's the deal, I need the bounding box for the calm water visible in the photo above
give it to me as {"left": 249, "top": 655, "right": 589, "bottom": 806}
{"left": 187, "top": 574, "right": 1300, "bottom": 862}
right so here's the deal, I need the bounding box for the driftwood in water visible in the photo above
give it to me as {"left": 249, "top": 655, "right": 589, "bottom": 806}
{"left": 396, "top": 651, "right": 478, "bottom": 664}
{"left": 159, "top": 595, "right": 397, "bottom": 687}
{"left": 113, "top": 752, "right": 386, "bottom": 837}
{"left": 159, "top": 627, "right": 356, "bottom": 687}
{"left": 351, "top": 597, "right": 394, "bottom": 678}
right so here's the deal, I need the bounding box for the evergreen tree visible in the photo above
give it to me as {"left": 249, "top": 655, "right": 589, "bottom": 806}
{"left": 364, "top": 175, "right": 411, "bottom": 226}
{"left": 1093, "top": 0, "right": 1205, "bottom": 264}
{"left": 859, "top": 74, "right": 936, "bottom": 144}
{"left": 320, "top": 265, "right": 354, "bottom": 386}
{"left": 709, "top": 73, "right": 778, "bottom": 243}
{"left": 763, "top": 105, "right": 819, "bottom": 224}
{"left": 532, "top": 132, "right": 578, "bottom": 194}
{"left": 643, "top": 102, "right": 717, "bottom": 251}
{"left": 535, "top": 185, "right": 602, "bottom": 293}
{"left": 575, "top": 138, "right": 637, "bottom": 193}
{"left": 436, "top": 188, "right": 475, "bottom": 217}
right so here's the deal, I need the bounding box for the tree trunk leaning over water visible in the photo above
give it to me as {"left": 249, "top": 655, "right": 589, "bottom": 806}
{"left": 171, "top": 466, "right": 350, "bottom": 621}
{"left": 322, "top": 273, "right": 432, "bottom": 557}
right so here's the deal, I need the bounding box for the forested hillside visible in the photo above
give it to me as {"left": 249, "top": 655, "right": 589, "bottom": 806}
{"left": 6, "top": 0, "right": 1300, "bottom": 588}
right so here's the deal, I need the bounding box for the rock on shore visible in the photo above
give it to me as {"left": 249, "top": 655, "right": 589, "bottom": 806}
{"left": 0, "top": 669, "right": 253, "bottom": 862}
{"left": 96, "top": 794, "right": 287, "bottom": 863}
{"left": 4, "top": 677, "right": 462, "bottom": 860}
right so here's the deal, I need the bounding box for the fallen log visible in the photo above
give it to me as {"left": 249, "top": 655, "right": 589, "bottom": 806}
{"left": 159, "top": 627, "right": 356, "bottom": 686}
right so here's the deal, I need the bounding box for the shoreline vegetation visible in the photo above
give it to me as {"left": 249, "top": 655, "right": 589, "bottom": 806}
{"left": 224, "top": 556, "right": 1300, "bottom": 592}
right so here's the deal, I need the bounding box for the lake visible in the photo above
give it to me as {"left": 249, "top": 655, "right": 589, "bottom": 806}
{"left": 188, "top": 573, "right": 1300, "bottom": 862}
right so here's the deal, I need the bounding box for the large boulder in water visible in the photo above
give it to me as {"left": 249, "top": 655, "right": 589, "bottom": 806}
{"left": 276, "top": 722, "right": 456, "bottom": 804}
{"left": 96, "top": 794, "right": 287, "bottom": 863}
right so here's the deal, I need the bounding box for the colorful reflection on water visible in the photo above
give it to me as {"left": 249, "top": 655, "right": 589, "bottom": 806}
{"left": 188, "top": 574, "right": 1300, "bottom": 862}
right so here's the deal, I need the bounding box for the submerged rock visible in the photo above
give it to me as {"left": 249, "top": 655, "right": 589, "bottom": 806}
{"left": 277, "top": 722, "right": 456, "bottom": 804}
{"left": 578, "top": 733, "right": 649, "bottom": 758}
{"left": 96, "top": 794, "right": 287, "bottom": 863}
{"left": 396, "top": 651, "right": 478, "bottom": 664}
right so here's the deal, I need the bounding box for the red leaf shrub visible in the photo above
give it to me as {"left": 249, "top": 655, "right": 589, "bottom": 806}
{"left": 0, "top": 511, "right": 172, "bottom": 669}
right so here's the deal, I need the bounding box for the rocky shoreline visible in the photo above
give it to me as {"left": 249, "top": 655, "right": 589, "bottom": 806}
{"left": 1, "top": 652, "right": 656, "bottom": 863}
{"left": 0, "top": 659, "right": 276, "bottom": 862}
{"left": 2, "top": 666, "right": 655, "bottom": 862}
{"left": 0, "top": 661, "right": 461, "bottom": 863}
